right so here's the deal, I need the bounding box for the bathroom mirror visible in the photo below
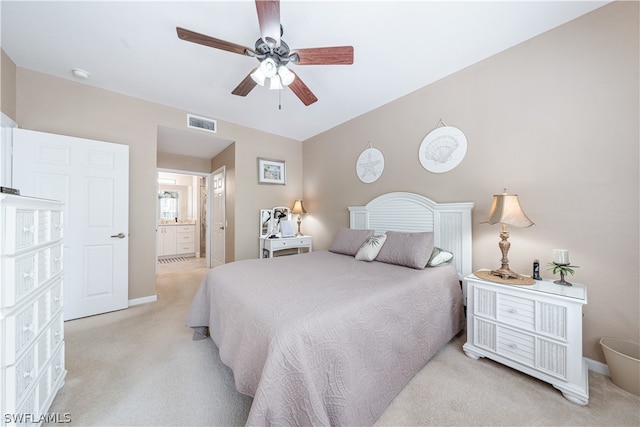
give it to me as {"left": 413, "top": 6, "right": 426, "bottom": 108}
{"left": 158, "top": 191, "right": 179, "bottom": 220}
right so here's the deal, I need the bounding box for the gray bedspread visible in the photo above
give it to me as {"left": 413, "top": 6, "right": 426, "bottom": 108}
{"left": 187, "top": 250, "right": 464, "bottom": 426}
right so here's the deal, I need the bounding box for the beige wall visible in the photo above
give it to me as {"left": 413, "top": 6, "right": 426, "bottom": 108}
{"left": 303, "top": 1, "right": 639, "bottom": 362}
{"left": 12, "top": 68, "right": 303, "bottom": 301}
{"left": 157, "top": 151, "right": 212, "bottom": 173}
{"left": 1, "top": 49, "right": 17, "bottom": 121}
{"left": 221, "top": 127, "right": 302, "bottom": 261}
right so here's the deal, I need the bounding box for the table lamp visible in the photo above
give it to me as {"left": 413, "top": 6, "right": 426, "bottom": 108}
{"left": 290, "top": 199, "right": 307, "bottom": 236}
{"left": 482, "top": 189, "right": 534, "bottom": 279}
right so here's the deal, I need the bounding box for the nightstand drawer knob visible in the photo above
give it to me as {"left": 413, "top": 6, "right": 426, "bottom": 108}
{"left": 509, "top": 343, "right": 519, "bottom": 350}
{"left": 509, "top": 308, "right": 518, "bottom": 314}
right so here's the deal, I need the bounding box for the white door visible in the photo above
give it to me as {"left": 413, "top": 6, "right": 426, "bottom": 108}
{"left": 211, "top": 167, "right": 225, "bottom": 267}
{"left": 12, "top": 128, "right": 129, "bottom": 320}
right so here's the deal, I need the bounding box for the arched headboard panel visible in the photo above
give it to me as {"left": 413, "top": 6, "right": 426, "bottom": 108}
{"left": 349, "top": 192, "right": 474, "bottom": 279}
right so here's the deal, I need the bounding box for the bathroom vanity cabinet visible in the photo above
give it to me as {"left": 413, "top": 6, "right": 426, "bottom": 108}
{"left": 157, "top": 224, "right": 195, "bottom": 258}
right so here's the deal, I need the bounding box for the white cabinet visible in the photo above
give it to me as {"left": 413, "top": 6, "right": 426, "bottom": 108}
{"left": 175, "top": 225, "right": 195, "bottom": 256}
{"left": 1, "top": 194, "right": 66, "bottom": 425}
{"left": 463, "top": 273, "right": 589, "bottom": 405}
{"left": 157, "top": 224, "right": 195, "bottom": 258}
{"left": 157, "top": 225, "right": 177, "bottom": 257}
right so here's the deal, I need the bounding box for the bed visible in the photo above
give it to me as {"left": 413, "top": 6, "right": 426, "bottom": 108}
{"left": 187, "top": 192, "right": 474, "bottom": 426}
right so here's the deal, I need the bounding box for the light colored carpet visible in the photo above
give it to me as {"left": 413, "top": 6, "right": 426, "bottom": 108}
{"left": 47, "top": 268, "right": 640, "bottom": 426}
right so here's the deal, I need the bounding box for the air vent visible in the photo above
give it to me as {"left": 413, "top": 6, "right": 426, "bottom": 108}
{"left": 187, "top": 114, "right": 217, "bottom": 133}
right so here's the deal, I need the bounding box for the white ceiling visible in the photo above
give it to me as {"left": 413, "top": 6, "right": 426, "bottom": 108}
{"left": 1, "top": 1, "right": 609, "bottom": 157}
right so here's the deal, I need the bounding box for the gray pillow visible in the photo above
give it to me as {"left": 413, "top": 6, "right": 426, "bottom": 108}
{"left": 375, "top": 231, "right": 434, "bottom": 269}
{"left": 328, "top": 228, "right": 375, "bottom": 256}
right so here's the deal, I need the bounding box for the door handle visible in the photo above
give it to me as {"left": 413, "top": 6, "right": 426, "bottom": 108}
{"left": 219, "top": 226, "right": 225, "bottom": 230}
{"left": 111, "top": 232, "right": 126, "bottom": 239}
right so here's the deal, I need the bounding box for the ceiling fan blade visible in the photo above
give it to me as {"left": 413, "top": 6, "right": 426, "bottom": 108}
{"left": 255, "top": 0, "right": 281, "bottom": 47}
{"left": 292, "top": 46, "right": 354, "bottom": 65}
{"left": 177, "top": 27, "right": 252, "bottom": 56}
{"left": 288, "top": 72, "right": 318, "bottom": 106}
{"left": 231, "top": 70, "right": 258, "bottom": 97}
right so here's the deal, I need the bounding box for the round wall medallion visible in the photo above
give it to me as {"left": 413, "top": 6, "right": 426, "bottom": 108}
{"left": 356, "top": 147, "right": 385, "bottom": 183}
{"left": 419, "top": 126, "right": 468, "bottom": 173}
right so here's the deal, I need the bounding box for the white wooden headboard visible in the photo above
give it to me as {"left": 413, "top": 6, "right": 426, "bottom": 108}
{"left": 349, "top": 192, "right": 474, "bottom": 279}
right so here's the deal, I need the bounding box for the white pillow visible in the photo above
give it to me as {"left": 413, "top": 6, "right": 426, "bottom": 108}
{"left": 355, "top": 234, "right": 387, "bottom": 262}
{"left": 427, "top": 247, "right": 454, "bottom": 267}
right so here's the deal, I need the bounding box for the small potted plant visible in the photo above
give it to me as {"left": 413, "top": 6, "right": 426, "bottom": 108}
{"left": 547, "top": 262, "right": 579, "bottom": 286}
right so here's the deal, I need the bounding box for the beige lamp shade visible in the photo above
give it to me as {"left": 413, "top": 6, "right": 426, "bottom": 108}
{"left": 291, "top": 199, "right": 307, "bottom": 215}
{"left": 481, "top": 189, "right": 534, "bottom": 282}
{"left": 482, "top": 191, "right": 534, "bottom": 228}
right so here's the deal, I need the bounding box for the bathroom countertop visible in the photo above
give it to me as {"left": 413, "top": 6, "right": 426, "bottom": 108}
{"left": 158, "top": 221, "right": 196, "bottom": 225}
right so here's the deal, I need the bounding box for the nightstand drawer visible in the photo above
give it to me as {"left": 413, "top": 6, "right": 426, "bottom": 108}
{"left": 474, "top": 319, "right": 536, "bottom": 368}
{"left": 496, "top": 324, "right": 535, "bottom": 367}
{"left": 498, "top": 293, "right": 535, "bottom": 332}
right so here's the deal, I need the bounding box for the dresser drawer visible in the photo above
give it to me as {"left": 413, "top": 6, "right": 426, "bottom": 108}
{"left": 3, "top": 206, "right": 64, "bottom": 255}
{"left": 497, "top": 293, "right": 535, "bottom": 332}
{"left": 176, "top": 225, "right": 195, "bottom": 233}
{"left": 2, "top": 244, "right": 64, "bottom": 309}
{"left": 4, "top": 301, "right": 37, "bottom": 365}
{"left": 5, "top": 345, "right": 37, "bottom": 405}
{"left": 496, "top": 324, "right": 535, "bottom": 367}
{"left": 2, "top": 253, "right": 37, "bottom": 308}
{"left": 474, "top": 318, "right": 536, "bottom": 368}
{"left": 176, "top": 242, "right": 195, "bottom": 254}
{"left": 176, "top": 232, "right": 195, "bottom": 243}
{"left": 50, "top": 343, "right": 66, "bottom": 387}
{"left": 49, "top": 281, "right": 63, "bottom": 315}
{"left": 268, "top": 237, "right": 310, "bottom": 250}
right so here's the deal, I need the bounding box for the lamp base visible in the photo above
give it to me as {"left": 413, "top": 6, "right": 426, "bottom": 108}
{"left": 475, "top": 269, "right": 535, "bottom": 286}
{"left": 490, "top": 267, "right": 520, "bottom": 280}
{"left": 295, "top": 215, "right": 303, "bottom": 237}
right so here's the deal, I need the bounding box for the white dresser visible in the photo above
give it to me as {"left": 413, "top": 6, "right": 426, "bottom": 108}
{"left": 463, "top": 273, "right": 589, "bottom": 405}
{"left": 1, "top": 194, "right": 66, "bottom": 425}
{"left": 259, "top": 235, "right": 312, "bottom": 258}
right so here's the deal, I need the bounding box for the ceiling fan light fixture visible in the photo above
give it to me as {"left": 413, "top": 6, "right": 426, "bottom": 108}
{"left": 269, "top": 75, "right": 283, "bottom": 90}
{"left": 278, "top": 66, "right": 295, "bottom": 86}
{"left": 260, "top": 57, "right": 278, "bottom": 78}
{"left": 250, "top": 68, "right": 266, "bottom": 86}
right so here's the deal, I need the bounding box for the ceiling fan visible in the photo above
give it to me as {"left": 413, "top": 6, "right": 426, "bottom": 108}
{"left": 176, "top": 0, "right": 354, "bottom": 106}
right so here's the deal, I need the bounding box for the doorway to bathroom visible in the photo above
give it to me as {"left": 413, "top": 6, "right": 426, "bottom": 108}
{"left": 157, "top": 169, "right": 210, "bottom": 274}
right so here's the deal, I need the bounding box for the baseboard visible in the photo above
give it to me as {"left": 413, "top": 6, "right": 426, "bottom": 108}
{"left": 128, "top": 295, "right": 157, "bottom": 307}
{"left": 586, "top": 357, "right": 610, "bottom": 377}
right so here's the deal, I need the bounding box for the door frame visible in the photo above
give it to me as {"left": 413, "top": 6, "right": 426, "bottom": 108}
{"left": 156, "top": 168, "right": 213, "bottom": 270}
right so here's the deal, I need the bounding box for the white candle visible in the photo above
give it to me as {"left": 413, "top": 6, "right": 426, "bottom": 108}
{"left": 553, "top": 249, "right": 570, "bottom": 265}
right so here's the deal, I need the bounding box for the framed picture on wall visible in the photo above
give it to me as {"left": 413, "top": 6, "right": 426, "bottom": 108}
{"left": 258, "top": 158, "right": 286, "bottom": 185}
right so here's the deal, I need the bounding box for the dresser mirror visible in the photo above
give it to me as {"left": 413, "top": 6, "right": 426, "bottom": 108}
{"left": 260, "top": 207, "right": 290, "bottom": 238}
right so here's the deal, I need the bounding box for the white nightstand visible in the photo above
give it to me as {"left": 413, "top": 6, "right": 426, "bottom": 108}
{"left": 260, "top": 235, "right": 313, "bottom": 258}
{"left": 463, "top": 272, "right": 589, "bottom": 405}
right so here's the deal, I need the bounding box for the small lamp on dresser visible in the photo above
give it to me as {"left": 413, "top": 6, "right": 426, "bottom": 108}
{"left": 481, "top": 188, "right": 534, "bottom": 280}
{"left": 290, "top": 199, "right": 307, "bottom": 236}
